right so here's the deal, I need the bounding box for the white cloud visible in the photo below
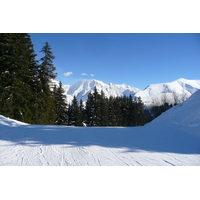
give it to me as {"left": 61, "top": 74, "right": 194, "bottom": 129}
{"left": 90, "top": 74, "right": 94, "bottom": 77}
{"left": 81, "top": 73, "right": 87, "bottom": 76}
{"left": 64, "top": 72, "right": 73, "bottom": 76}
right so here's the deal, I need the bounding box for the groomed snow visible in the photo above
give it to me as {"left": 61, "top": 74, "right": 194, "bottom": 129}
{"left": 0, "top": 90, "right": 200, "bottom": 166}
{"left": 1, "top": 124, "right": 200, "bottom": 166}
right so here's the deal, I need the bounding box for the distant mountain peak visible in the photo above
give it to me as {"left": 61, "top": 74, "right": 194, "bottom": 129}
{"left": 176, "top": 77, "right": 188, "bottom": 82}
{"left": 64, "top": 79, "right": 140, "bottom": 104}
{"left": 58, "top": 78, "right": 200, "bottom": 106}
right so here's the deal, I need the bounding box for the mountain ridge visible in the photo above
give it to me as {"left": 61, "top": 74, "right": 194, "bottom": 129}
{"left": 52, "top": 78, "right": 200, "bottom": 105}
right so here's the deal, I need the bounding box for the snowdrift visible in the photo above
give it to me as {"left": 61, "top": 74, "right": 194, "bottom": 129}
{"left": 151, "top": 89, "right": 200, "bottom": 128}
{"left": 0, "top": 115, "right": 28, "bottom": 127}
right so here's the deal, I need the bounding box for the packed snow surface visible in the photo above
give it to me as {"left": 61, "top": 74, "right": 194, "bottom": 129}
{"left": 0, "top": 90, "right": 200, "bottom": 166}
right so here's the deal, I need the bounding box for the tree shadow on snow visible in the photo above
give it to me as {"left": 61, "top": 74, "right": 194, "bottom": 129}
{"left": 0, "top": 124, "right": 200, "bottom": 154}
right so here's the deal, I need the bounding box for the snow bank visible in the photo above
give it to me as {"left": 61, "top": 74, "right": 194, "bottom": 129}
{"left": 0, "top": 115, "right": 28, "bottom": 127}
{"left": 151, "top": 90, "right": 200, "bottom": 127}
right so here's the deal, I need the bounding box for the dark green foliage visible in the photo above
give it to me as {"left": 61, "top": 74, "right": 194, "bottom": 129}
{"left": 68, "top": 96, "right": 83, "bottom": 126}
{"left": 84, "top": 88, "right": 146, "bottom": 127}
{"left": 0, "top": 33, "right": 39, "bottom": 123}
{"left": 79, "top": 99, "right": 86, "bottom": 124}
{"left": 38, "top": 41, "right": 57, "bottom": 91}
{"left": 85, "top": 88, "right": 109, "bottom": 126}
{"left": 85, "top": 91, "right": 95, "bottom": 126}
{"left": 39, "top": 93, "right": 57, "bottom": 125}
{"left": 34, "top": 41, "right": 58, "bottom": 124}
{"left": 0, "top": 34, "right": 60, "bottom": 125}
{"left": 53, "top": 82, "right": 68, "bottom": 125}
{"left": 97, "top": 90, "right": 109, "bottom": 126}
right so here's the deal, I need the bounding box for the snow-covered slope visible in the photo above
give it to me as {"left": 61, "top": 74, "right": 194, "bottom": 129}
{"left": 151, "top": 89, "right": 200, "bottom": 128}
{"left": 0, "top": 90, "right": 200, "bottom": 166}
{"left": 59, "top": 78, "right": 200, "bottom": 105}
{"left": 0, "top": 115, "right": 28, "bottom": 127}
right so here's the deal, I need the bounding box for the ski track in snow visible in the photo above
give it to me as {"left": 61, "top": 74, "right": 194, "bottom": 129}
{"left": 0, "top": 140, "right": 199, "bottom": 166}
{"left": 0, "top": 125, "right": 200, "bottom": 166}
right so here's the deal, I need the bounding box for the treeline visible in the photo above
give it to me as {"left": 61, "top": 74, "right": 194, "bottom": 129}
{"left": 67, "top": 87, "right": 146, "bottom": 126}
{"left": 0, "top": 33, "right": 173, "bottom": 126}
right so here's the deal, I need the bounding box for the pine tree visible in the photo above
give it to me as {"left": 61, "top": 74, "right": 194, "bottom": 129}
{"left": 85, "top": 87, "right": 108, "bottom": 126}
{"left": 121, "top": 95, "right": 128, "bottom": 126}
{"left": 79, "top": 99, "right": 86, "bottom": 125}
{"left": 0, "top": 33, "right": 39, "bottom": 123}
{"left": 92, "top": 87, "right": 99, "bottom": 126}
{"left": 70, "top": 96, "right": 83, "bottom": 126}
{"left": 97, "top": 90, "right": 109, "bottom": 126}
{"left": 127, "top": 95, "right": 134, "bottom": 126}
{"left": 107, "top": 96, "right": 117, "bottom": 126}
{"left": 39, "top": 41, "right": 57, "bottom": 88}
{"left": 39, "top": 93, "right": 57, "bottom": 125}
{"left": 114, "top": 96, "right": 123, "bottom": 126}
{"left": 134, "top": 97, "right": 145, "bottom": 126}
{"left": 35, "top": 41, "right": 57, "bottom": 124}
{"left": 85, "top": 91, "right": 95, "bottom": 126}
{"left": 67, "top": 104, "right": 72, "bottom": 126}
{"left": 53, "top": 82, "right": 68, "bottom": 125}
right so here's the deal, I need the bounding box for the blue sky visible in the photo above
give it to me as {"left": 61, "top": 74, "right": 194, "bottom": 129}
{"left": 30, "top": 33, "right": 200, "bottom": 90}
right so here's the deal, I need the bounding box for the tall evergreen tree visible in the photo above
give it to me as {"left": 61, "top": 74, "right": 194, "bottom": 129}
{"left": 120, "top": 95, "right": 128, "bottom": 126}
{"left": 0, "top": 33, "right": 39, "bottom": 123}
{"left": 79, "top": 99, "right": 86, "bottom": 124}
{"left": 85, "top": 91, "right": 95, "bottom": 126}
{"left": 70, "top": 96, "right": 83, "bottom": 126}
{"left": 38, "top": 41, "right": 57, "bottom": 91}
{"left": 127, "top": 95, "right": 135, "bottom": 126}
{"left": 53, "top": 81, "right": 68, "bottom": 125}
{"left": 114, "top": 96, "right": 123, "bottom": 126}
{"left": 97, "top": 90, "right": 109, "bottom": 126}
{"left": 107, "top": 96, "right": 118, "bottom": 126}
{"left": 133, "top": 97, "right": 145, "bottom": 126}
{"left": 85, "top": 87, "right": 108, "bottom": 126}
{"left": 35, "top": 41, "right": 57, "bottom": 124}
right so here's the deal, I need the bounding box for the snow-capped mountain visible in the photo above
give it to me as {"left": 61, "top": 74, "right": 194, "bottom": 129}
{"left": 64, "top": 79, "right": 140, "bottom": 104}
{"left": 135, "top": 78, "right": 200, "bottom": 105}
{"left": 54, "top": 78, "right": 200, "bottom": 105}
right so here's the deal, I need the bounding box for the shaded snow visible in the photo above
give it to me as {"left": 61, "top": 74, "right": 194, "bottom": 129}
{"left": 0, "top": 123, "right": 199, "bottom": 166}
